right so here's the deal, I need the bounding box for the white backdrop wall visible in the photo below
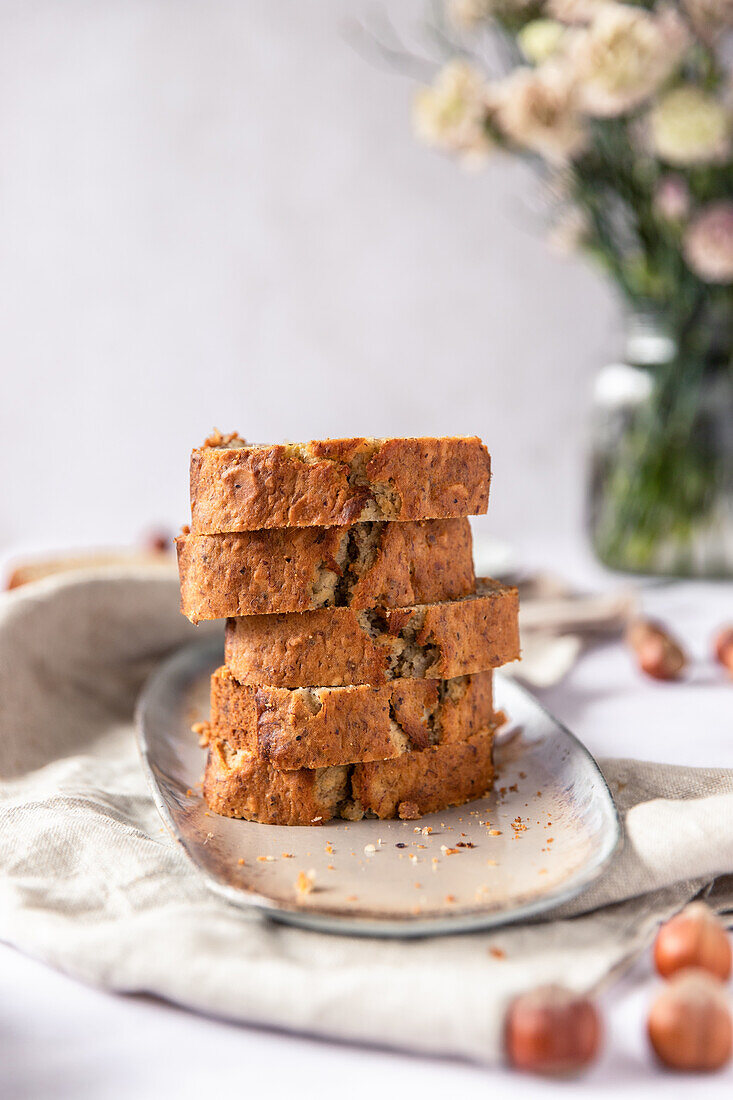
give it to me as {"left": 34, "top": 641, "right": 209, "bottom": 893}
{"left": 0, "top": 0, "right": 618, "bottom": 554}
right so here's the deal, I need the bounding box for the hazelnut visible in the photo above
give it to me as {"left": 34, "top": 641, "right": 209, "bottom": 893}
{"left": 504, "top": 984, "right": 602, "bottom": 1075}
{"left": 143, "top": 529, "right": 171, "bottom": 554}
{"left": 713, "top": 626, "right": 733, "bottom": 676}
{"left": 626, "top": 618, "right": 687, "bottom": 681}
{"left": 648, "top": 969, "right": 732, "bottom": 1072}
{"left": 654, "top": 902, "right": 731, "bottom": 981}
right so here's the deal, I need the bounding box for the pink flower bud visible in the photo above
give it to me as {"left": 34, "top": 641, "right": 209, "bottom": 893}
{"left": 654, "top": 175, "right": 690, "bottom": 222}
{"left": 684, "top": 202, "right": 733, "bottom": 283}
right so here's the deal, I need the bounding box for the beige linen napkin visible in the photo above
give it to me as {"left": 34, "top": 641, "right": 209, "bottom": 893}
{"left": 1, "top": 570, "right": 732, "bottom": 1064}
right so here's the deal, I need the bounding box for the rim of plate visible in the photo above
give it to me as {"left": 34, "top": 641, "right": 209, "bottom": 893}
{"left": 135, "top": 639, "right": 623, "bottom": 938}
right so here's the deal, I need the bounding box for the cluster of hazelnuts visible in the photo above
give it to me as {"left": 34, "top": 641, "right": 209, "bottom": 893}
{"left": 626, "top": 618, "right": 733, "bottom": 682}
{"left": 503, "top": 901, "right": 732, "bottom": 1075}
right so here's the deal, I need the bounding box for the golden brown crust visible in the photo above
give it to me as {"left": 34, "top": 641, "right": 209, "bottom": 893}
{"left": 203, "top": 739, "right": 350, "bottom": 825}
{"left": 189, "top": 436, "right": 491, "bottom": 533}
{"left": 225, "top": 578, "right": 519, "bottom": 687}
{"left": 352, "top": 729, "right": 495, "bottom": 820}
{"left": 203, "top": 728, "right": 495, "bottom": 824}
{"left": 209, "top": 665, "right": 494, "bottom": 769}
{"left": 177, "top": 519, "right": 475, "bottom": 622}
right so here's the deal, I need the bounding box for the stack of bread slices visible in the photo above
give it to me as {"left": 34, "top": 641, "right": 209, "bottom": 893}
{"left": 177, "top": 432, "right": 519, "bottom": 826}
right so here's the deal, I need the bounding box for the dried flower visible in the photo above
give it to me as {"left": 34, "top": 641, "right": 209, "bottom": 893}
{"left": 571, "top": 4, "right": 690, "bottom": 117}
{"left": 649, "top": 86, "right": 730, "bottom": 166}
{"left": 413, "top": 60, "right": 495, "bottom": 163}
{"left": 495, "top": 65, "right": 586, "bottom": 163}
{"left": 546, "top": 0, "right": 606, "bottom": 24}
{"left": 518, "top": 19, "right": 567, "bottom": 64}
{"left": 681, "top": 0, "right": 733, "bottom": 40}
{"left": 448, "top": 0, "right": 536, "bottom": 24}
{"left": 654, "top": 175, "right": 691, "bottom": 223}
{"left": 684, "top": 202, "right": 733, "bottom": 283}
{"left": 447, "top": 0, "right": 492, "bottom": 26}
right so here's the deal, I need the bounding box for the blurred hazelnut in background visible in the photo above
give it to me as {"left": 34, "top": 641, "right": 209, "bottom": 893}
{"left": 648, "top": 969, "right": 732, "bottom": 1072}
{"left": 626, "top": 618, "right": 688, "bottom": 681}
{"left": 504, "top": 984, "right": 602, "bottom": 1076}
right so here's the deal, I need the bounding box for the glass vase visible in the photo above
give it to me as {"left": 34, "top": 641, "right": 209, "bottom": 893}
{"left": 587, "top": 310, "right": 733, "bottom": 577}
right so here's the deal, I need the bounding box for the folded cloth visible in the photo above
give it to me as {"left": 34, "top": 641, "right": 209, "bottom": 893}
{"left": 1, "top": 570, "right": 732, "bottom": 1065}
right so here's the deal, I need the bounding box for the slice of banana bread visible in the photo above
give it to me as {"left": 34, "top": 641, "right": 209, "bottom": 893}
{"left": 207, "top": 665, "right": 493, "bottom": 769}
{"left": 350, "top": 727, "right": 495, "bottom": 821}
{"left": 203, "top": 727, "right": 495, "bottom": 825}
{"left": 177, "top": 518, "right": 475, "bottom": 622}
{"left": 225, "top": 577, "right": 519, "bottom": 687}
{"left": 190, "top": 434, "right": 491, "bottom": 533}
{"left": 203, "top": 738, "right": 351, "bottom": 826}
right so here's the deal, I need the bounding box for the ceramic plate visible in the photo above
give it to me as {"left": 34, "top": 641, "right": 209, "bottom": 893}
{"left": 136, "top": 639, "right": 621, "bottom": 937}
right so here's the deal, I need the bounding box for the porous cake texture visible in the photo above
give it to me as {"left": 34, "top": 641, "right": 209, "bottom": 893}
{"left": 224, "top": 578, "right": 519, "bottom": 688}
{"left": 177, "top": 518, "right": 475, "bottom": 621}
{"left": 206, "top": 664, "right": 494, "bottom": 769}
{"left": 203, "top": 727, "right": 497, "bottom": 826}
{"left": 190, "top": 434, "right": 491, "bottom": 533}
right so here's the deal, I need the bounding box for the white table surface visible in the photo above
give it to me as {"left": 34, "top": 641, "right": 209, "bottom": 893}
{"left": 2, "top": 540, "right": 733, "bottom": 1099}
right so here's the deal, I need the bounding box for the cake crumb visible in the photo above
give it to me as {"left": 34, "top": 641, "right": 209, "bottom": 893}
{"left": 191, "top": 721, "right": 209, "bottom": 747}
{"left": 489, "top": 946, "right": 506, "bottom": 960}
{"left": 399, "top": 801, "right": 421, "bottom": 820}
{"left": 295, "top": 870, "right": 316, "bottom": 897}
